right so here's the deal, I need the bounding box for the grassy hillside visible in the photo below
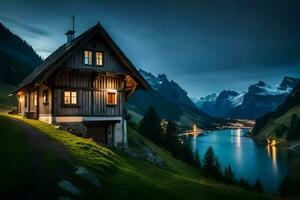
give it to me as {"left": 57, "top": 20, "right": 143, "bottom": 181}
{"left": 0, "top": 81, "right": 16, "bottom": 110}
{"left": 254, "top": 105, "right": 300, "bottom": 141}
{"left": 252, "top": 84, "right": 300, "bottom": 143}
{"left": 0, "top": 113, "right": 269, "bottom": 200}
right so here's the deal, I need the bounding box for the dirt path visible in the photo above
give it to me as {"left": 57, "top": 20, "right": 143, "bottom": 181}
{"left": 7, "top": 117, "right": 73, "bottom": 200}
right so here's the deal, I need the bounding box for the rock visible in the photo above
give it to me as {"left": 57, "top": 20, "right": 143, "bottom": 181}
{"left": 124, "top": 144, "right": 164, "bottom": 167}
{"left": 57, "top": 180, "right": 81, "bottom": 196}
{"left": 75, "top": 167, "right": 101, "bottom": 189}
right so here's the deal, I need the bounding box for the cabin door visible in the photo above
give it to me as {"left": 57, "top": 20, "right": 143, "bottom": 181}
{"left": 87, "top": 126, "right": 108, "bottom": 145}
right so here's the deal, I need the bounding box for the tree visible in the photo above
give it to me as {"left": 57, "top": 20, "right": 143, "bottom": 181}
{"left": 203, "top": 146, "right": 222, "bottom": 179}
{"left": 138, "top": 106, "right": 163, "bottom": 146}
{"left": 275, "top": 124, "right": 287, "bottom": 138}
{"left": 224, "top": 165, "right": 235, "bottom": 184}
{"left": 194, "top": 150, "right": 201, "bottom": 169}
{"left": 166, "top": 120, "right": 177, "bottom": 135}
{"left": 254, "top": 179, "right": 264, "bottom": 193}
{"left": 279, "top": 176, "right": 290, "bottom": 197}
{"left": 239, "top": 178, "right": 252, "bottom": 191}
{"left": 287, "top": 114, "right": 300, "bottom": 140}
{"left": 164, "top": 120, "right": 178, "bottom": 151}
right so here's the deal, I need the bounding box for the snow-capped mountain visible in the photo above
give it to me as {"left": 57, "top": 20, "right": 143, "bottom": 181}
{"left": 193, "top": 76, "right": 300, "bottom": 119}
{"left": 278, "top": 76, "right": 300, "bottom": 91}
{"left": 193, "top": 93, "right": 218, "bottom": 107}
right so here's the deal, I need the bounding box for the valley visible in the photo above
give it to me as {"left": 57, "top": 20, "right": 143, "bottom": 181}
{"left": 0, "top": 10, "right": 300, "bottom": 199}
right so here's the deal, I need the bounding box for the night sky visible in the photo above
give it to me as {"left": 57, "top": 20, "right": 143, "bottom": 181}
{"left": 0, "top": 0, "right": 300, "bottom": 98}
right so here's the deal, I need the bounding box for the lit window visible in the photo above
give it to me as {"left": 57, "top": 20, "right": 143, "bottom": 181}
{"left": 34, "top": 94, "right": 37, "bottom": 106}
{"left": 84, "top": 50, "right": 92, "bottom": 65}
{"left": 107, "top": 92, "right": 116, "bottom": 105}
{"left": 71, "top": 91, "right": 77, "bottom": 104}
{"left": 64, "top": 91, "right": 77, "bottom": 104}
{"left": 43, "top": 89, "right": 48, "bottom": 103}
{"left": 96, "top": 52, "right": 103, "bottom": 66}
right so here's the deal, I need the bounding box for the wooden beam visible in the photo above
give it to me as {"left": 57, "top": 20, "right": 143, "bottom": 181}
{"left": 36, "top": 86, "right": 39, "bottom": 119}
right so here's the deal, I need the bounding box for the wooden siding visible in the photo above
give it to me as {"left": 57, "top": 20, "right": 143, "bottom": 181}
{"left": 52, "top": 69, "right": 125, "bottom": 117}
{"left": 18, "top": 93, "right": 27, "bottom": 115}
{"left": 29, "top": 90, "right": 37, "bottom": 112}
{"left": 64, "top": 34, "right": 128, "bottom": 74}
{"left": 38, "top": 84, "right": 52, "bottom": 114}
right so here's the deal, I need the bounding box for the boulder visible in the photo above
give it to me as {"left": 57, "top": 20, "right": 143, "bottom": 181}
{"left": 57, "top": 180, "right": 81, "bottom": 196}
{"left": 75, "top": 167, "right": 101, "bottom": 189}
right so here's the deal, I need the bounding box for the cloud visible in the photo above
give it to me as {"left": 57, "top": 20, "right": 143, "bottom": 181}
{"left": 0, "top": 14, "right": 50, "bottom": 36}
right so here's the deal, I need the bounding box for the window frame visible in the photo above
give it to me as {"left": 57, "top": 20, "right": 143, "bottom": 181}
{"left": 95, "top": 51, "right": 104, "bottom": 67}
{"left": 107, "top": 91, "right": 117, "bottom": 106}
{"left": 84, "top": 50, "right": 93, "bottom": 65}
{"left": 43, "top": 89, "right": 49, "bottom": 104}
{"left": 62, "top": 90, "right": 79, "bottom": 107}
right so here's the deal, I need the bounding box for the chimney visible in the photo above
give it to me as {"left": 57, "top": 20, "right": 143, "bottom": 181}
{"left": 65, "top": 16, "right": 75, "bottom": 43}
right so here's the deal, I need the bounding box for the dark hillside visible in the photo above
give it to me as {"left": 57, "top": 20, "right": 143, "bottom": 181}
{"left": 0, "top": 23, "right": 42, "bottom": 85}
{"left": 252, "top": 83, "right": 300, "bottom": 139}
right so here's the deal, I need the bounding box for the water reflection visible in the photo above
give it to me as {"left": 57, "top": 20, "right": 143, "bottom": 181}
{"left": 267, "top": 144, "right": 271, "bottom": 158}
{"left": 266, "top": 143, "right": 278, "bottom": 174}
{"left": 186, "top": 128, "right": 299, "bottom": 192}
{"left": 272, "top": 145, "right": 278, "bottom": 173}
{"left": 236, "top": 129, "right": 241, "bottom": 147}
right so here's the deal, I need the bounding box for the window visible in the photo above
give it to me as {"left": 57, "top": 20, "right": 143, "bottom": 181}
{"left": 96, "top": 52, "right": 103, "bottom": 66}
{"left": 64, "top": 91, "right": 77, "bottom": 105}
{"left": 33, "top": 94, "right": 37, "bottom": 106}
{"left": 84, "top": 50, "right": 93, "bottom": 65}
{"left": 107, "top": 92, "right": 117, "bottom": 105}
{"left": 43, "top": 89, "right": 48, "bottom": 104}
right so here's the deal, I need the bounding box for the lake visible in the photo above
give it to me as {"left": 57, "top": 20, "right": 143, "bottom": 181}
{"left": 185, "top": 128, "right": 300, "bottom": 193}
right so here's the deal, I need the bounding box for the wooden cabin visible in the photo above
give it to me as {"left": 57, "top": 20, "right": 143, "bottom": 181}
{"left": 14, "top": 23, "right": 151, "bottom": 148}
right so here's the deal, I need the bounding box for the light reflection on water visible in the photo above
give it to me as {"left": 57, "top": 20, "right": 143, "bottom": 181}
{"left": 186, "top": 128, "right": 299, "bottom": 193}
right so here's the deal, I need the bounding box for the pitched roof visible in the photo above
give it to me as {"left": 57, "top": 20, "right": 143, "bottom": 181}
{"left": 16, "top": 23, "right": 151, "bottom": 92}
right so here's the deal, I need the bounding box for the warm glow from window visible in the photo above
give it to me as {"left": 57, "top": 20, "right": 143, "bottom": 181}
{"left": 43, "top": 89, "right": 48, "bottom": 103}
{"left": 34, "top": 94, "right": 37, "bottom": 106}
{"left": 84, "top": 50, "right": 92, "bottom": 65}
{"left": 71, "top": 92, "right": 77, "bottom": 104}
{"left": 64, "top": 91, "right": 77, "bottom": 104}
{"left": 107, "top": 92, "right": 116, "bottom": 105}
{"left": 96, "top": 52, "right": 103, "bottom": 66}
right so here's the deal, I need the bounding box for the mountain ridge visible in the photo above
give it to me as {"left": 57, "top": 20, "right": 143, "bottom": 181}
{"left": 127, "top": 69, "right": 218, "bottom": 129}
{"left": 0, "top": 22, "right": 42, "bottom": 85}
{"left": 193, "top": 77, "right": 300, "bottom": 119}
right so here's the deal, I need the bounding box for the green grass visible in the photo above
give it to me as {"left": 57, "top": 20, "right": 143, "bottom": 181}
{"left": 0, "top": 81, "right": 16, "bottom": 110}
{"left": 0, "top": 115, "right": 35, "bottom": 194}
{"left": 0, "top": 114, "right": 270, "bottom": 200}
{"left": 0, "top": 114, "right": 71, "bottom": 198}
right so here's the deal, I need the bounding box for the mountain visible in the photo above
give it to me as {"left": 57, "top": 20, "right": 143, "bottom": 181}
{"left": 193, "top": 93, "right": 217, "bottom": 109}
{"left": 127, "top": 70, "right": 219, "bottom": 129}
{"left": 193, "top": 77, "right": 300, "bottom": 119}
{"left": 0, "top": 23, "right": 42, "bottom": 85}
{"left": 252, "top": 83, "right": 300, "bottom": 142}
{"left": 139, "top": 69, "right": 197, "bottom": 109}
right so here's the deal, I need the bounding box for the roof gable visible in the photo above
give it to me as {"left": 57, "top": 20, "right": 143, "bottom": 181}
{"left": 16, "top": 23, "right": 151, "bottom": 92}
